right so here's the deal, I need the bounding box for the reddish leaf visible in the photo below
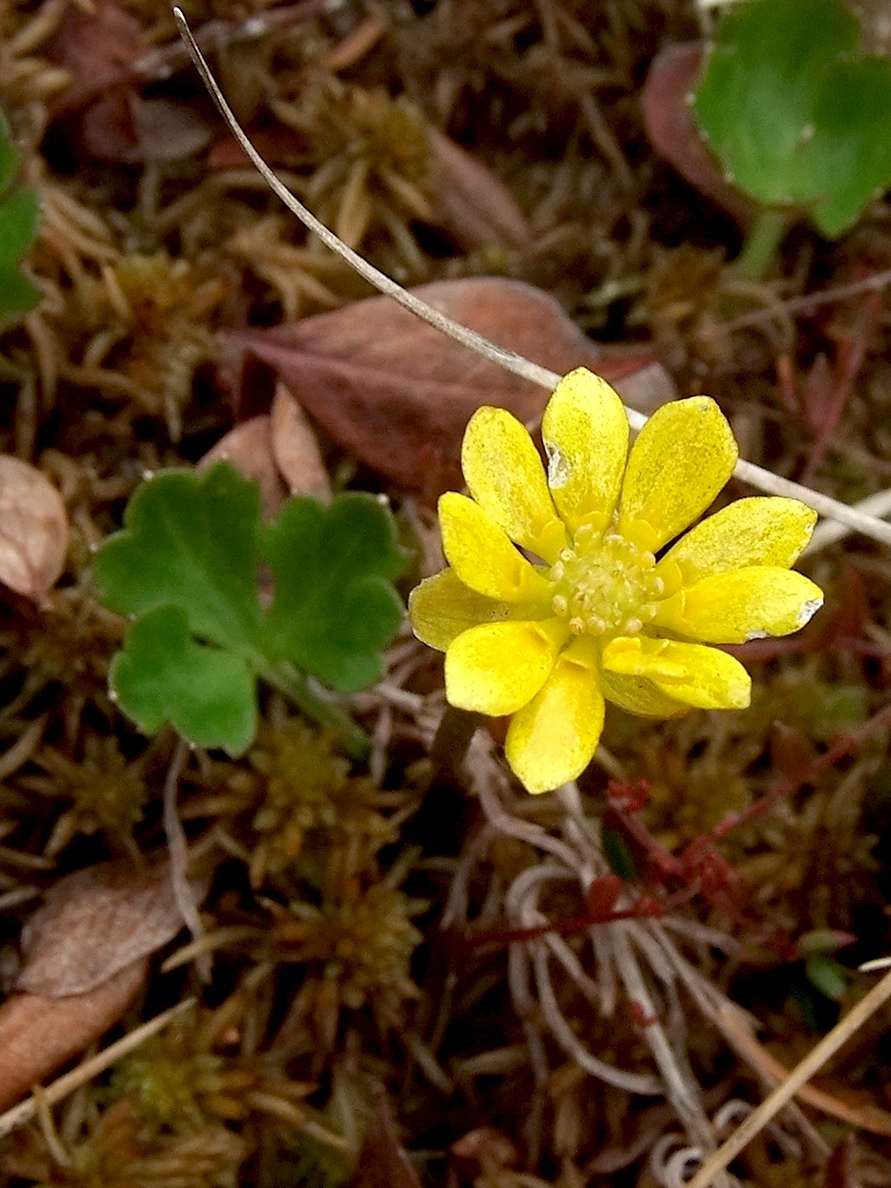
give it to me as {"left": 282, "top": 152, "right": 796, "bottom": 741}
{"left": 0, "top": 959, "right": 147, "bottom": 1112}
{"left": 229, "top": 278, "right": 614, "bottom": 497}
{"left": 642, "top": 42, "right": 754, "bottom": 224}
{"left": 17, "top": 859, "right": 190, "bottom": 997}
{"left": 429, "top": 131, "right": 531, "bottom": 250}
{"left": 45, "top": 0, "right": 143, "bottom": 118}
{"left": 0, "top": 456, "right": 68, "bottom": 604}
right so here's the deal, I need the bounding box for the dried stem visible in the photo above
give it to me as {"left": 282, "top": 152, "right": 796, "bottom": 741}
{"left": 686, "top": 964, "right": 891, "bottom": 1188}
{"left": 0, "top": 999, "right": 195, "bottom": 1139}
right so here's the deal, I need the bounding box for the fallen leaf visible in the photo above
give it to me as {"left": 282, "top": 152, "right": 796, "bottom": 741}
{"left": 429, "top": 132, "right": 531, "bottom": 250}
{"left": 0, "top": 959, "right": 146, "bottom": 1113}
{"left": 229, "top": 278, "right": 611, "bottom": 497}
{"left": 45, "top": 0, "right": 143, "bottom": 118}
{"left": 0, "top": 455, "right": 68, "bottom": 603}
{"left": 641, "top": 42, "right": 754, "bottom": 224}
{"left": 81, "top": 93, "right": 214, "bottom": 164}
{"left": 199, "top": 415, "right": 287, "bottom": 519}
{"left": 17, "top": 858, "right": 191, "bottom": 997}
{"left": 345, "top": 1085, "right": 421, "bottom": 1188}
{"left": 270, "top": 383, "right": 332, "bottom": 501}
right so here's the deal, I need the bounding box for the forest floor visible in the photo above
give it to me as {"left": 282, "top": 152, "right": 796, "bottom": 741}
{"left": 1, "top": 1, "right": 891, "bottom": 1186}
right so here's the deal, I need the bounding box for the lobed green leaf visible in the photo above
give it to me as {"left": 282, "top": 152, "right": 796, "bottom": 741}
{"left": 94, "top": 463, "right": 406, "bottom": 751}
{"left": 694, "top": 0, "right": 891, "bottom": 238}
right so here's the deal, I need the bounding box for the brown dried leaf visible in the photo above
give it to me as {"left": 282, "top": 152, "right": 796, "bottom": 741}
{"left": 429, "top": 132, "right": 530, "bottom": 250}
{"left": 16, "top": 859, "right": 189, "bottom": 997}
{"left": 0, "top": 959, "right": 146, "bottom": 1113}
{"left": 199, "top": 415, "right": 287, "bottom": 519}
{"left": 642, "top": 42, "right": 754, "bottom": 224}
{"left": 271, "top": 383, "right": 331, "bottom": 501}
{"left": 346, "top": 1086, "right": 421, "bottom": 1188}
{"left": 229, "top": 278, "right": 608, "bottom": 497}
{"left": 45, "top": 0, "right": 143, "bottom": 118}
{"left": 81, "top": 93, "right": 214, "bottom": 164}
{"left": 0, "top": 455, "right": 68, "bottom": 604}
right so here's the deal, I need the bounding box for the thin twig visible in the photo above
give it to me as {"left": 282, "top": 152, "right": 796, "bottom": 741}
{"left": 718, "top": 268, "right": 891, "bottom": 334}
{"left": 0, "top": 999, "right": 195, "bottom": 1138}
{"left": 686, "top": 965, "right": 891, "bottom": 1188}
{"left": 173, "top": 8, "right": 891, "bottom": 549}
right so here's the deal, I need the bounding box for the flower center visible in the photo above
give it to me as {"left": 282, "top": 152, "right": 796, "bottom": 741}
{"left": 547, "top": 523, "right": 664, "bottom": 637}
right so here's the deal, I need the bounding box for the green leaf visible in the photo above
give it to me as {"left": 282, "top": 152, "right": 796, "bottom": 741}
{"left": 93, "top": 463, "right": 265, "bottom": 650}
{"left": 0, "top": 188, "right": 38, "bottom": 269}
{"left": 0, "top": 267, "right": 40, "bottom": 324}
{"left": 693, "top": 0, "right": 891, "bottom": 237}
{"left": 262, "top": 493, "right": 406, "bottom": 692}
{"left": 111, "top": 604, "right": 257, "bottom": 755}
{"left": 93, "top": 464, "right": 406, "bottom": 751}
{"left": 0, "top": 111, "right": 40, "bottom": 324}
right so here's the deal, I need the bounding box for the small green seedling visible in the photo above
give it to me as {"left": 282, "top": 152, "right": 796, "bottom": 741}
{"left": 694, "top": 0, "right": 891, "bottom": 274}
{"left": 93, "top": 463, "right": 405, "bottom": 757}
{"left": 0, "top": 111, "right": 40, "bottom": 324}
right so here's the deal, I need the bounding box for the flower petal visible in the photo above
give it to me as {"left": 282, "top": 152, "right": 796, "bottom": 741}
{"left": 618, "top": 397, "right": 738, "bottom": 552}
{"left": 653, "top": 567, "right": 824, "bottom": 643}
{"left": 505, "top": 638, "right": 605, "bottom": 794}
{"left": 439, "top": 491, "right": 553, "bottom": 602}
{"left": 445, "top": 619, "right": 567, "bottom": 716}
{"left": 540, "top": 367, "right": 629, "bottom": 534}
{"left": 600, "top": 670, "right": 690, "bottom": 717}
{"left": 462, "top": 407, "right": 567, "bottom": 562}
{"left": 657, "top": 497, "right": 817, "bottom": 588}
{"left": 409, "top": 569, "right": 513, "bottom": 651}
{"left": 602, "top": 636, "right": 751, "bottom": 710}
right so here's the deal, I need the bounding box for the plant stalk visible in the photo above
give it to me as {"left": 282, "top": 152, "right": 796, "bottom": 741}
{"left": 736, "top": 207, "right": 788, "bottom": 278}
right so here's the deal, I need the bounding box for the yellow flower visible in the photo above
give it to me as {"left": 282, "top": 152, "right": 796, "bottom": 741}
{"left": 409, "top": 368, "right": 823, "bottom": 794}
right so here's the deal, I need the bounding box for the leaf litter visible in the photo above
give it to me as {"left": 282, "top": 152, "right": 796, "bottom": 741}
{"left": 2, "top": 1, "right": 891, "bottom": 1186}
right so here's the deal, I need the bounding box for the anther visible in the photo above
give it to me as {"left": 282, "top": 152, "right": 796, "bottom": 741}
{"left": 569, "top": 616, "right": 585, "bottom": 634}
{"left": 623, "top": 617, "right": 643, "bottom": 634}
{"left": 586, "top": 615, "right": 606, "bottom": 634}
{"left": 550, "top": 561, "right": 565, "bottom": 582}
{"left": 552, "top": 594, "right": 568, "bottom": 615}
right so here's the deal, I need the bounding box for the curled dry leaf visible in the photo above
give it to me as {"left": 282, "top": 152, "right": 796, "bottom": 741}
{"left": 229, "top": 278, "right": 613, "bottom": 498}
{"left": 0, "top": 959, "right": 147, "bottom": 1113}
{"left": 429, "top": 131, "right": 531, "bottom": 250}
{"left": 641, "top": 42, "right": 754, "bottom": 224}
{"left": 16, "top": 858, "right": 191, "bottom": 997}
{"left": 270, "top": 383, "right": 332, "bottom": 501}
{"left": 199, "top": 415, "right": 287, "bottom": 519}
{"left": 0, "top": 455, "right": 68, "bottom": 604}
{"left": 198, "top": 386, "right": 331, "bottom": 517}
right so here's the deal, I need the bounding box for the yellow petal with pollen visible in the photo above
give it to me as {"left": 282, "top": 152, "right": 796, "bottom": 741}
{"left": 602, "top": 637, "right": 751, "bottom": 710}
{"left": 409, "top": 570, "right": 513, "bottom": 651}
{"left": 462, "top": 407, "right": 567, "bottom": 563}
{"left": 540, "top": 367, "right": 629, "bottom": 534}
{"left": 618, "top": 397, "right": 738, "bottom": 552}
{"left": 505, "top": 638, "right": 605, "bottom": 794}
{"left": 445, "top": 619, "right": 567, "bottom": 716}
{"left": 440, "top": 492, "right": 553, "bottom": 603}
{"left": 653, "top": 567, "right": 824, "bottom": 643}
{"left": 600, "top": 670, "right": 690, "bottom": 717}
{"left": 657, "top": 497, "right": 817, "bottom": 587}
